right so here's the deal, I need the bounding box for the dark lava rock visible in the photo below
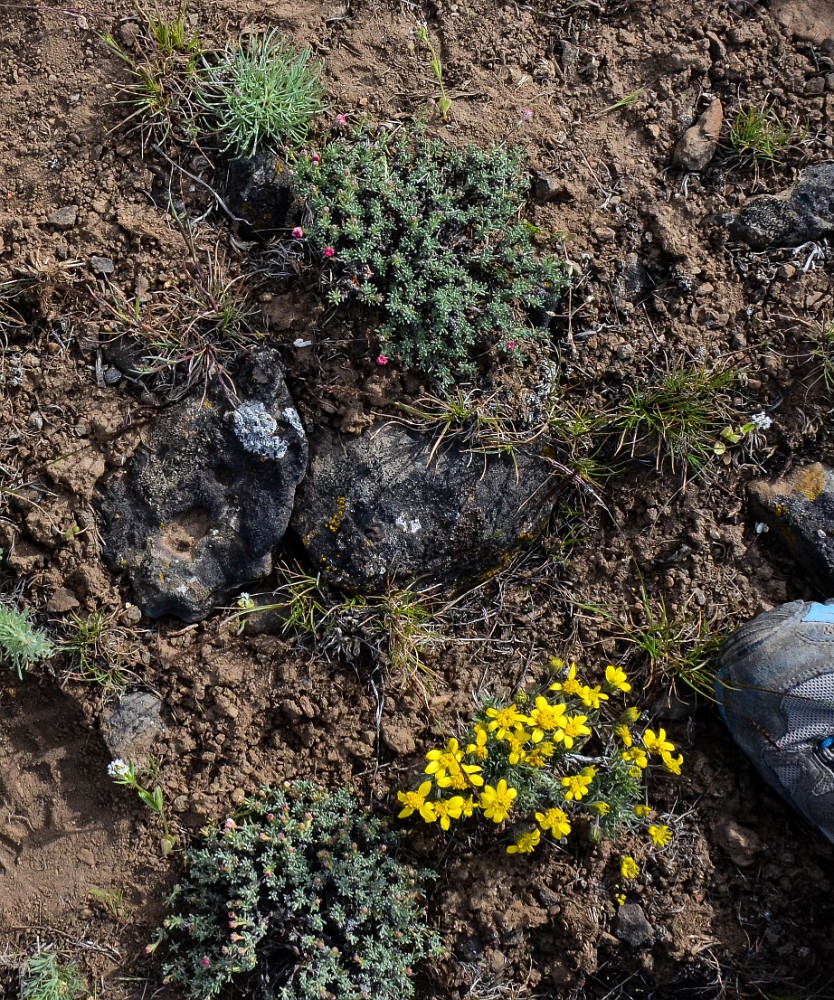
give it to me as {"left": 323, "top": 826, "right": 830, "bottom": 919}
{"left": 98, "top": 350, "right": 307, "bottom": 621}
{"left": 226, "top": 152, "right": 294, "bottom": 235}
{"left": 748, "top": 462, "right": 834, "bottom": 591}
{"left": 728, "top": 162, "right": 834, "bottom": 249}
{"left": 291, "top": 422, "right": 560, "bottom": 592}
{"left": 103, "top": 690, "right": 164, "bottom": 759}
{"left": 612, "top": 904, "right": 654, "bottom": 948}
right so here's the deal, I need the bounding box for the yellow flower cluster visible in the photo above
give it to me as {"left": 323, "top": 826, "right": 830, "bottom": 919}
{"left": 396, "top": 660, "right": 684, "bottom": 857}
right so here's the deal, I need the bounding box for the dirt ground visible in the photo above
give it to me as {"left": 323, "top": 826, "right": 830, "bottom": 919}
{"left": 2, "top": 0, "right": 834, "bottom": 997}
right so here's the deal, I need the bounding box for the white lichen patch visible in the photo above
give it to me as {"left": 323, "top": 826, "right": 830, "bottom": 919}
{"left": 395, "top": 513, "right": 422, "bottom": 534}
{"left": 231, "top": 401, "right": 289, "bottom": 460}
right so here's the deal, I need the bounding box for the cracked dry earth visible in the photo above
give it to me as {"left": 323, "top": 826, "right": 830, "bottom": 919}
{"left": 1, "top": 0, "right": 834, "bottom": 998}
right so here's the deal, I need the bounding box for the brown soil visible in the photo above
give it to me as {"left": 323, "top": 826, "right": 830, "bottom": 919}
{"left": 1, "top": 0, "right": 834, "bottom": 997}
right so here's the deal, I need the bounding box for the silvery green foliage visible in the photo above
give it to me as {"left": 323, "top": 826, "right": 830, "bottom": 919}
{"left": 293, "top": 127, "right": 570, "bottom": 386}
{"left": 198, "top": 30, "right": 325, "bottom": 156}
{"left": 0, "top": 604, "right": 53, "bottom": 679}
{"left": 159, "top": 782, "right": 441, "bottom": 1000}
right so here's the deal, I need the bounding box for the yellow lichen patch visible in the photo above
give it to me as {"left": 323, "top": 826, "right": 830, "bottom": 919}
{"left": 325, "top": 496, "right": 347, "bottom": 532}
{"left": 791, "top": 464, "right": 826, "bottom": 502}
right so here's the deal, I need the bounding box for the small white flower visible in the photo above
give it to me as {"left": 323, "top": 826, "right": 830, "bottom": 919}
{"left": 108, "top": 759, "right": 130, "bottom": 778}
{"left": 750, "top": 411, "right": 772, "bottom": 431}
{"left": 755, "top": 522, "right": 769, "bottom": 534}
{"left": 293, "top": 338, "right": 312, "bottom": 348}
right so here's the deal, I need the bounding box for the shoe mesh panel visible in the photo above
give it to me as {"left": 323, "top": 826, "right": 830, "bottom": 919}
{"left": 779, "top": 674, "right": 834, "bottom": 749}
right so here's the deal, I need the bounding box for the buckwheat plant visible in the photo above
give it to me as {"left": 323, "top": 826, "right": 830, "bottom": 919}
{"left": 293, "top": 126, "right": 569, "bottom": 385}
{"left": 108, "top": 758, "right": 176, "bottom": 856}
{"left": 397, "top": 662, "right": 684, "bottom": 853}
{"left": 155, "top": 782, "right": 441, "bottom": 1000}
{"left": 0, "top": 603, "right": 53, "bottom": 679}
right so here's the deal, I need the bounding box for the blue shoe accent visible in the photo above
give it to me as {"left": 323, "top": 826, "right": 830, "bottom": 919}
{"left": 801, "top": 602, "right": 834, "bottom": 624}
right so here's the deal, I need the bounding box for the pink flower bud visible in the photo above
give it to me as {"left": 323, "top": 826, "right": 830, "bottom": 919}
{"left": 335, "top": 113, "right": 347, "bottom": 126}
{"left": 376, "top": 354, "right": 388, "bottom": 365}
{"left": 311, "top": 153, "right": 321, "bottom": 164}
{"left": 324, "top": 246, "right": 335, "bottom": 258}
{"left": 292, "top": 226, "right": 304, "bottom": 239}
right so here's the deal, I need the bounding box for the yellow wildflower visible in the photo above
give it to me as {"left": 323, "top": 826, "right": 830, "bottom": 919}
{"left": 486, "top": 704, "right": 528, "bottom": 740}
{"left": 589, "top": 801, "right": 610, "bottom": 816}
{"left": 661, "top": 751, "right": 684, "bottom": 775}
{"left": 561, "top": 766, "right": 597, "bottom": 801}
{"left": 615, "top": 892, "right": 627, "bottom": 905}
{"left": 433, "top": 796, "right": 465, "bottom": 831}
{"left": 560, "top": 714, "right": 591, "bottom": 749}
{"left": 526, "top": 742, "right": 556, "bottom": 768}
{"left": 437, "top": 762, "right": 484, "bottom": 790}
{"left": 648, "top": 824, "right": 672, "bottom": 847}
{"left": 466, "top": 727, "right": 489, "bottom": 760}
{"left": 535, "top": 806, "right": 572, "bottom": 838}
{"left": 526, "top": 696, "right": 568, "bottom": 743}
{"left": 480, "top": 779, "right": 517, "bottom": 823}
{"left": 504, "top": 726, "right": 531, "bottom": 765}
{"left": 578, "top": 684, "right": 609, "bottom": 710}
{"left": 620, "top": 856, "right": 640, "bottom": 879}
{"left": 614, "top": 723, "right": 633, "bottom": 747}
{"left": 622, "top": 746, "right": 648, "bottom": 769}
{"left": 397, "top": 780, "right": 436, "bottom": 823}
{"left": 506, "top": 828, "right": 541, "bottom": 855}
{"left": 634, "top": 804, "right": 652, "bottom": 818}
{"left": 550, "top": 662, "right": 585, "bottom": 698}
{"left": 642, "top": 727, "right": 676, "bottom": 756}
{"left": 620, "top": 706, "right": 641, "bottom": 724}
{"left": 605, "top": 665, "right": 632, "bottom": 693}
{"left": 425, "top": 737, "right": 464, "bottom": 782}
{"left": 461, "top": 795, "right": 477, "bottom": 818}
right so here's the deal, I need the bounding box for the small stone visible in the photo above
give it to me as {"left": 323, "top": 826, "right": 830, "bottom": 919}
{"left": 728, "top": 162, "right": 834, "bottom": 248}
{"left": 26, "top": 411, "right": 43, "bottom": 431}
{"left": 616, "top": 343, "right": 634, "bottom": 361}
{"left": 46, "top": 205, "right": 78, "bottom": 230}
{"left": 230, "top": 787, "right": 246, "bottom": 805}
{"left": 90, "top": 255, "right": 114, "bottom": 275}
{"left": 673, "top": 99, "right": 723, "bottom": 171}
{"left": 76, "top": 14, "right": 88, "bottom": 29}
{"left": 77, "top": 848, "right": 96, "bottom": 867}
{"left": 714, "top": 816, "right": 762, "bottom": 866}
{"left": 806, "top": 76, "right": 826, "bottom": 95}
{"left": 46, "top": 587, "right": 80, "bottom": 613}
{"left": 613, "top": 903, "right": 654, "bottom": 947}
{"left": 123, "top": 604, "right": 142, "bottom": 625}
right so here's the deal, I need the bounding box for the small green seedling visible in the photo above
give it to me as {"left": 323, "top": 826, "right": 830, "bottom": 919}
{"left": 20, "top": 951, "right": 86, "bottom": 1000}
{"left": 0, "top": 604, "right": 53, "bottom": 679}
{"left": 108, "top": 758, "right": 175, "bottom": 855}
{"left": 415, "top": 24, "right": 452, "bottom": 119}
{"left": 729, "top": 105, "right": 803, "bottom": 164}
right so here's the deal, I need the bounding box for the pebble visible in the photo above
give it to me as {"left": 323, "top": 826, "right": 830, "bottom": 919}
{"left": 46, "top": 205, "right": 78, "bottom": 230}
{"left": 613, "top": 903, "right": 654, "bottom": 947}
{"left": 90, "top": 255, "right": 114, "bottom": 275}
{"left": 77, "top": 848, "right": 96, "bottom": 867}
{"left": 26, "top": 411, "right": 43, "bottom": 431}
{"left": 230, "top": 787, "right": 246, "bottom": 805}
{"left": 123, "top": 604, "right": 142, "bottom": 625}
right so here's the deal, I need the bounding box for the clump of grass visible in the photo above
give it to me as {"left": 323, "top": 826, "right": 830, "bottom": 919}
{"left": 59, "top": 607, "right": 142, "bottom": 697}
{"left": 155, "top": 782, "right": 441, "bottom": 1000}
{"left": 808, "top": 314, "right": 834, "bottom": 393}
{"left": 198, "top": 28, "right": 326, "bottom": 156}
{"left": 579, "top": 588, "right": 728, "bottom": 700}
{"left": 101, "top": 9, "right": 207, "bottom": 151}
{"left": 91, "top": 243, "right": 263, "bottom": 401}
{"left": 231, "top": 564, "right": 445, "bottom": 689}
{"left": 728, "top": 105, "right": 802, "bottom": 164}
{"left": 293, "top": 125, "right": 569, "bottom": 386}
{"left": 0, "top": 603, "right": 53, "bottom": 679}
{"left": 612, "top": 358, "right": 742, "bottom": 476}
{"left": 20, "top": 950, "right": 86, "bottom": 1000}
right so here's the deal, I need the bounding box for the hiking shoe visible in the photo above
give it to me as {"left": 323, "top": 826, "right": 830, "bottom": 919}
{"left": 716, "top": 599, "right": 834, "bottom": 843}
